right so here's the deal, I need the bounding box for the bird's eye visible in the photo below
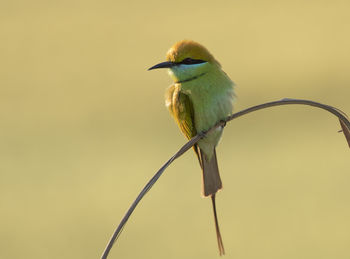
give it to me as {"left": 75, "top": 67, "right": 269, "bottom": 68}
{"left": 182, "top": 58, "right": 195, "bottom": 64}
{"left": 181, "top": 58, "right": 206, "bottom": 65}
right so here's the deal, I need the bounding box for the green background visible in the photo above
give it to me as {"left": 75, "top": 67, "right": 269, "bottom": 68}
{"left": 1, "top": 0, "right": 349, "bottom": 258}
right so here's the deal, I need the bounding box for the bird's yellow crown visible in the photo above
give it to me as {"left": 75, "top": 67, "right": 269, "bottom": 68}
{"left": 166, "top": 40, "right": 220, "bottom": 66}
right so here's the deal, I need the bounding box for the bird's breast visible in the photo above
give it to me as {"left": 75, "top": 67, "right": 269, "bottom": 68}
{"left": 181, "top": 72, "right": 234, "bottom": 156}
{"left": 184, "top": 78, "right": 234, "bottom": 132}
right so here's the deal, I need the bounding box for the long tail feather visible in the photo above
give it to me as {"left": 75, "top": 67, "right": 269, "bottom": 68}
{"left": 211, "top": 194, "right": 225, "bottom": 256}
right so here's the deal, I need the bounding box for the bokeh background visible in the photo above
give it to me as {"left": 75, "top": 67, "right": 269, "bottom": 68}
{"left": 1, "top": 0, "right": 349, "bottom": 258}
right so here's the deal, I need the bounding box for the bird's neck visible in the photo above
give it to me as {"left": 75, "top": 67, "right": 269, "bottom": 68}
{"left": 177, "top": 68, "right": 232, "bottom": 94}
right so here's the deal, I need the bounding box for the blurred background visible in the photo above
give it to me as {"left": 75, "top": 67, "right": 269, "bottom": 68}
{"left": 1, "top": 0, "right": 349, "bottom": 258}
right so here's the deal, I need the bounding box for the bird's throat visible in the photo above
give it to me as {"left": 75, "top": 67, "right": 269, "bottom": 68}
{"left": 175, "top": 72, "right": 207, "bottom": 84}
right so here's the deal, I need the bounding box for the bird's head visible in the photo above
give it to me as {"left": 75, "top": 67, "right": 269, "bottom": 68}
{"left": 149, "top": 40, "right": 220, "bottom": 83}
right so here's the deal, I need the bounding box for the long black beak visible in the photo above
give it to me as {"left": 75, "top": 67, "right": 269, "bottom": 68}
{"left": 148, "top": 61, "right": 176, "bottom": 71}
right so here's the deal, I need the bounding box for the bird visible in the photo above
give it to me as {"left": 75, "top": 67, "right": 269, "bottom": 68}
{"left": 148, "top": 40, "right": 235, "bottom": 255}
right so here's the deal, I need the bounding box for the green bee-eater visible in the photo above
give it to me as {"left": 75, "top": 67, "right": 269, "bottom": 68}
{"left": 149, "top": 40, "right": 235, "bottom": 255}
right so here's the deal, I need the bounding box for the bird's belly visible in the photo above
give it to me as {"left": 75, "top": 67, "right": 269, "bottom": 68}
{"left": 194, "top": 92, "right": 233, "bottom": 158}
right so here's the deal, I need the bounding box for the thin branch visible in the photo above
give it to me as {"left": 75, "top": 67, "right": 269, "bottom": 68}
{"left": 101, "top": 98, "right": 349, "bottom": 259}
{"left": 100, "top": 134, "right": 204, "bottom": 259}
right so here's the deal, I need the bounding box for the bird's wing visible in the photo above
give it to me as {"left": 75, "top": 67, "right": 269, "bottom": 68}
{"left": 166, "top": 84, "right": 201, "bottom": 163}
{"left": 166, "top": 84, "right": 196, "bottom": 139}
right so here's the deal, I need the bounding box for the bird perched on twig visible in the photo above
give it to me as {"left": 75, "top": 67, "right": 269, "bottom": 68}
{"left": 149, "top": 40, "right": 235, "bottom": 255}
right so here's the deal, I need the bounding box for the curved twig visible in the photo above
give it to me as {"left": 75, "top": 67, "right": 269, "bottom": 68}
{"left": 101, "top": 98, "right": 349, "bottom": 259}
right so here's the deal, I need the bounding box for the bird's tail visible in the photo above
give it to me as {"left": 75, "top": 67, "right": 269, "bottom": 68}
{"left": 211, "top": 194, "right": 225, "bottom": 256}
{"left": 200, "top": 148, "right": 222, "bottom": 197}
{"left": 200, "top": 148, "right": 225, "bottom": 255}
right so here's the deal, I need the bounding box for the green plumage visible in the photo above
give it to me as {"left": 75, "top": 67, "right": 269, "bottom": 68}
{"left": 154, "top": 40, "right": 235, "bottom": 256}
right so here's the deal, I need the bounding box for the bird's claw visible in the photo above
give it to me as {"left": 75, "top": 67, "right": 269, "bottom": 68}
{"left": 198, "top": 131, "right": 206, "bottom": 139}
{"left": 219, "top": 120, "right": 227, "bottom": 128}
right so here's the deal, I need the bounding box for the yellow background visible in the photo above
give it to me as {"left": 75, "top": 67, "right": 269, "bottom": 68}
{"left": 1, "top": 1, "right": 349, "bottom": 258}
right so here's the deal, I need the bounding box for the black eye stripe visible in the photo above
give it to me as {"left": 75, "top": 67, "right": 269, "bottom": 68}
{"left": 179, "top": 58, "right": 206, "bottom": 65}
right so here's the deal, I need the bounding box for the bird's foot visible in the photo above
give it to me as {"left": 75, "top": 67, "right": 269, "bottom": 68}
{"left": 198, "top": 131, "right": 206, "bottom": 139}
{"left": 219, "top": 119, "right": 227, "bottom": 128}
